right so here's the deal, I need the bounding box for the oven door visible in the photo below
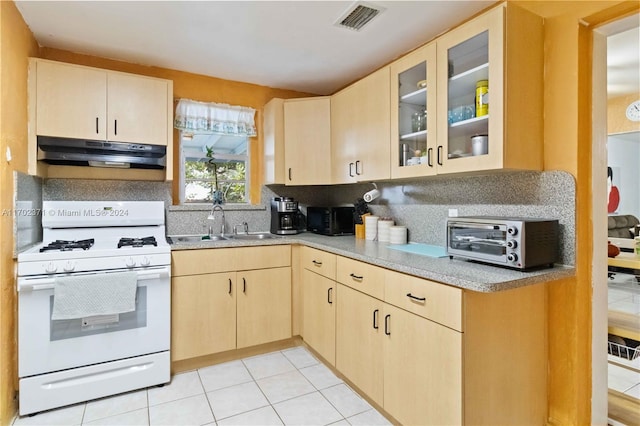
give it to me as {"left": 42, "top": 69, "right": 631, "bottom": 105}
{"left": 17, "top": 266, "right": 170, "bottom": 378}
{"left": 447, "top": 221, "right": 509, "bottom": 264}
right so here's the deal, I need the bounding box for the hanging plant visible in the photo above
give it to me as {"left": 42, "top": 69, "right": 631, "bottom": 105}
{"left": 205, "top": 146, "right": 224, "bottom": 204}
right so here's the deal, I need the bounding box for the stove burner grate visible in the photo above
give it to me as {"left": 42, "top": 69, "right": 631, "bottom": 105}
{"left": 118, "top": 236, "right": 158, "bottom": 248}
{"left": 40, "top": 239, "right": 95, "bottom": 252}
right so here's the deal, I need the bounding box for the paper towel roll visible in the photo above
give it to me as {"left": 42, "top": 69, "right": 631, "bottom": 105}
{"left": 363, "top": 189, "right": 380, "bottom": 203}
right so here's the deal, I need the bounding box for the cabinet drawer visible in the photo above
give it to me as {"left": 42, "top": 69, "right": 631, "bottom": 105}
{"left": 171, "top": 248, "right": 236, "bottom": 276}
{"left": 301, "top": 247, "right": 336, "bottom": 280}
{"left": 235, "top": 245, "right": 291, "bottom": 270}
{"left": 336, "top": 257, "right": 384, "bottom": 300}
{"left": 384, "top": 270, "right": 463, "bottom": 331}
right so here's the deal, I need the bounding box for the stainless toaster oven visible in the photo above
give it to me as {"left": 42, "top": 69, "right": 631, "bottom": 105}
{"left": 446, "top": 217, "right": 559, "bottom": 270}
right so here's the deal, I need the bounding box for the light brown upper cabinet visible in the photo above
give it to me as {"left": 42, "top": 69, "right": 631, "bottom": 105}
{"left": 435, "top": 3, "right": 543, "bottom": 174}
{"left": 390, "top": 43, "right": 437, "bottom": 179}
{"left": 283, "top": 97, "right": 331, "bottom": 185}
{"left": 32, "top": 59, "right": 171, "bottom": 146}
{"left": 331, "top": 67, "right": 391, "bottom": 184}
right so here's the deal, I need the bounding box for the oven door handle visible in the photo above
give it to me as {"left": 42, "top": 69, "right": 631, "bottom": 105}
{"left": 18, "top": 268, "right": 170, "bottom": 292}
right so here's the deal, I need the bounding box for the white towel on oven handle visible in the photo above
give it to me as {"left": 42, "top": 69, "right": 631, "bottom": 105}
{"left": 51, "top": 271, "right": 138, "bottom": 320}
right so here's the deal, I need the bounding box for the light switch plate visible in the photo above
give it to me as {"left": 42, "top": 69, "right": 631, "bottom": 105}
{"left": 448, "top": 208, "right": 458, "bottom": 217}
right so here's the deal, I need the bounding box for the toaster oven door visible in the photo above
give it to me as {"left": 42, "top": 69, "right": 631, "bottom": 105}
{"left": 447, "top": 221, "right": 509, "bottom": 264}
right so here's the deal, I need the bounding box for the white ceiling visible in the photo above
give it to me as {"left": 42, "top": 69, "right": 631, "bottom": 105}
{"left": 14, "top": 2, "right": 639, "bottom": 98}
{"left": 15, "top": 0, "right": 495, "bottom": 95}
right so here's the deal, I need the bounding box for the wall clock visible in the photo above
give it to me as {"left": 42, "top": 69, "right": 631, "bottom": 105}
{"left": 626, "top": 100, "right": 640, "bottom": 122}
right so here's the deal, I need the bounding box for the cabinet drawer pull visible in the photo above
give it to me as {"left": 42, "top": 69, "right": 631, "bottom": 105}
{"left": 228, "top": 278, "right": 232, "bottom": 295}
{"left": 384, "top": 314, "right": 391, "bottom": 335}
{"left": 312, "top": 260, "right": 323, "bottom": 266}
{"left": 406, "top": 293, "right": 426, "bottom": 302}
{"left": 327, "top": 287, "right": 333, "bottom": 304}
{"left": 96, "top": 117, "right": 99, "bottom": 134}
{"left": 349, "top": 273, "right": 363, "bottom": 280}
{"left": 243, "top": 277, "right": 246, "bottom": 293}
{"left": 288, "top": 168, "right": 292, "bottom": 181}
{"left": 355, "top": 160, "right": 362, "bottom": 175}
{"left": 427, "top": 147, "right": 433, "bottom": 167}
{"left": 114, "top": 119, "right": 118, "bottom": 135}
{"left": 349, "top": 162, "right": 354, "bottom": 177}
{"left": 373, "top": 309, "right": 379, "bottom": 329}
{"left": 437, "top": 145, "right": 443, "bottom": 166}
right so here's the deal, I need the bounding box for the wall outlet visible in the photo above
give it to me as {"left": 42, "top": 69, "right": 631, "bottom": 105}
{"left": 448, "top": 208, "right": 458, "bottom": 217}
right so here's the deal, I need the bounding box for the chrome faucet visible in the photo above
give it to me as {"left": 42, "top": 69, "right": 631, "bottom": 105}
{"left": 207, "top": 205, "right": 225, "bottom": 237}
{"left": 234, "top": 221, "right": 249, "bottom": 235}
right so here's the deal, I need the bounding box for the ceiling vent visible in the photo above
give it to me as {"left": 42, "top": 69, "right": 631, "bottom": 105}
{"left": 335, "top": 2, "right": 385, "bottom": 32}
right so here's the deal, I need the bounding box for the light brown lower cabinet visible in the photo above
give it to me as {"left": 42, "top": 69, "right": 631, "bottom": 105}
{"left": 332, "top": 253, "right": 546, "bottom": 425}
{"left": 237, "top": 267, "right": 292, "bottom": 349}
{"left": 171, "top": 246, "right": 291, "bottom": 362}
{"left": 302, "top": 269, "right": 336, "bottom": 365}
{"left": 171, "top": 272, "right": 236, "bottom": 360}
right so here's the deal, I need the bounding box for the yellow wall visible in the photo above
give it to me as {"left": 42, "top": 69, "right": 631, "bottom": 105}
{"left": 0, "top": 2, "right": 39, "bottom": 424}
{"left": 514, "top": 1, "right": 639, "bottom": 424}
{"left": 38, "top": 48, "right": 312, "bottom": 204}
{"left": 608, "top": 93, "right": 640, "bottom": 134}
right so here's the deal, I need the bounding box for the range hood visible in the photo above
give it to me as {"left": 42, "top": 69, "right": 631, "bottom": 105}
{"left": 37, "top": 136, "right": 166, "bottom": 169}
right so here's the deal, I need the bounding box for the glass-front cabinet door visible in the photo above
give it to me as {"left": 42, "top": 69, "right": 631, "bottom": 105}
{"left": 390, "top": 43, "right": 437, "bottom": 179}
{"left": 436, "top": 6, "right": 504, "bottom": 174}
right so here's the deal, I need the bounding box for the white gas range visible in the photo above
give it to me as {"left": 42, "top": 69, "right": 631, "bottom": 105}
{"left": 16, "top": 201, "right": 171, "bottom": 416}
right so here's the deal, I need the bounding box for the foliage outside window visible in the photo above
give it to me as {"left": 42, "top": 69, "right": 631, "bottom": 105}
{"left": 174, "top": 99, "right": 256, "bottom": 205}
{"left": 180, "top": 133, "right": 249, "bottom": 204}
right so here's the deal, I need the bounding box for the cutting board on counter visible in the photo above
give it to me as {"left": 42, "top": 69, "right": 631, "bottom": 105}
{"left": 387, "top": 243, "right": 448, "bottom": 258}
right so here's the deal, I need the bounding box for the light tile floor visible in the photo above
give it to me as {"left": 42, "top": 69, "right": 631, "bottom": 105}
{"left": 12, "top": 347, "right": 392, "bottom": 426}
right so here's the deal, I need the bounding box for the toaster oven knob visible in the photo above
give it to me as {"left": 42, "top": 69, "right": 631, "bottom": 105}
{"left": 63, "top": 261, "right": 75, "bottom": 272}
{"left": 45, "top": 262, "right": 58, "bottom": 273}
{"left": 125, "top": 257, "right": 137, "bottom": 268}
{"left": 507, "top": 226, "right": 518, "bottom": 236}
{"left": 507, "top": 253, "right": 518, "bottom": 262}
{"left": 507, "top": 240, "right": 518, "bottom": 249}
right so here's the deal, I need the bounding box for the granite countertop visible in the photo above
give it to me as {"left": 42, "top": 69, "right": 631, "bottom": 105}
{"left": 169, "top": 233, "right": 575, "bottom": 293}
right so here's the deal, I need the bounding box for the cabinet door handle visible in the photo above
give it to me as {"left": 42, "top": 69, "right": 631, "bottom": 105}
{"left": 114, "top": 119, "right": 117, "bottom": 135}
{"left": 327, "top": 287, "right": 333, "bottom": 304}
{"left": 373, "top": 309, "right": 379, "bottom": 329}
{"left": 288, "top": 168, "right": 292, "bottom": 181}
{"left": 243, "top": 277, "right": 246, "bottom": 293}
{"left": 355, "top": 160, "right": 362, "bottom": 175}
{"left": 406, "top": 293, "right": 426, "bottom": 302}
{"left": 349, "top": 162, "right": 354, "bottom": 177}
{"left": 427, "top": 147, "right": 433, "bottom": 167}
{"left": 349, "top": 273, "right": 363, "bottom": 280}
{"left": 96, "top": 117, "right": 99, "bottom": 134}
{"left": 384, "top": 314, "right": 391, "bottom": 335}
{"left": 228, "top": 278, "right": 232, "bottom": 295}
{"left": 437, "top": 146, "right": 443, "bottom": 166}
{"left": 312, "top": 260, "right": 322, "bottom": 266}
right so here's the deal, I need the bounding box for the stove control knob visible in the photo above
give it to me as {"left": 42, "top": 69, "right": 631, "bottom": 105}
{"left": 125, "top": 257, "right": 137, "bottom": 268}
{"left": 45, "top": 262, "right": 57, "bottom": 274}
{"left": 507, "top": 240, "right": 518, "bottom": 249}
{"left": 507, "top": 253, "right": 518, "bottom": 263}
{"left": 507, "top": 226, "right": 518, "bottom": 236}
{"left": 63, "top": 261, "right": 75, "bottom": 272}
{"left": 140, "top": 256, "right": 151, "bottom": 267}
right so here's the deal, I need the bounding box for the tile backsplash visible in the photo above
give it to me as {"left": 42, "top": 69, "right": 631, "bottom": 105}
{"left": 18, "top": 170, "right": 575, "bottom": 265}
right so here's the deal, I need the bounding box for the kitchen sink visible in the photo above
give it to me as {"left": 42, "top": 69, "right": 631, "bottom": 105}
{"left": 167, "top": 232, "right": 278, "bottom": 244}
{"left": 228, "top": 232, "right": 276, "bottom": 240}
{"left": 167, "top": 234, "right": 230, "bottom": 243}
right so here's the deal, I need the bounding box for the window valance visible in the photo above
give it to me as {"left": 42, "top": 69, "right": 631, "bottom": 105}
{"left": 174, "top": 99, "right": 257, "bottom": 137}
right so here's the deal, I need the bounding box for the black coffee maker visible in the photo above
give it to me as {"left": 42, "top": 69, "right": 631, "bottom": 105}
{"left": 270, "top": 197, "right": 301, "bottom": 235}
